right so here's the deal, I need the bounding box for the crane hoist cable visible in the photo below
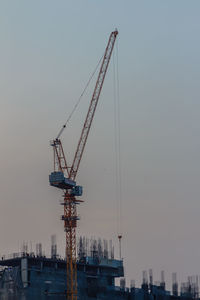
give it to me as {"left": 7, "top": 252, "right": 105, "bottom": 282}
{"left": 113, "top": 38, "right": 123, "bottom": 258}
{"left": 116, "top": 38, "right": 122, "bottom": 240}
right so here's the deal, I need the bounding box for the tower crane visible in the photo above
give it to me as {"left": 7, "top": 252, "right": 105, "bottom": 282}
{"left": 49, "top": 30, "right": 118, "bottom": 300}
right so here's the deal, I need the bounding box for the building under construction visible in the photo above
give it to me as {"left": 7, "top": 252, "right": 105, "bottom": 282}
{"left": 0, "top": 237, "right": 199, "bottom": 300}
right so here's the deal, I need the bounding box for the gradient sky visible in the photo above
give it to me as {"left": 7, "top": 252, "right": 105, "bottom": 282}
{"left": 1, "top": 0, "right": 200, "bottom": 289}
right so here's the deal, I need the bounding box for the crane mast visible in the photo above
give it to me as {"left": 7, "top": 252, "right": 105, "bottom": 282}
{"left": 49, "top": 30, "right": 118, "bottom": 300}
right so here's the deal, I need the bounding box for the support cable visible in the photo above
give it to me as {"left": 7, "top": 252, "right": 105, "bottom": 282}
{"left": 56, "top": 54, "right": 104, "bottom": 140}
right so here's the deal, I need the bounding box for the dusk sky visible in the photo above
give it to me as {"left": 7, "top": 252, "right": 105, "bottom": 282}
{"left": 1, "top": 0, "right": 200, "bottom": 289}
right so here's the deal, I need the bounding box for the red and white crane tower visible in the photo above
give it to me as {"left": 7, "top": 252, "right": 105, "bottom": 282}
{"left": 49, "top": 30, "right": 118, "bottom": 300}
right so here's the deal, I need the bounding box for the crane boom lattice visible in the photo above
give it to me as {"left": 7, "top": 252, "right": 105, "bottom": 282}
{"left": 70, "top": 30, "right": 118, "bottom": 181}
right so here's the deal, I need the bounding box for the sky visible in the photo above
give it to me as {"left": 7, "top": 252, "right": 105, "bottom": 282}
{"left": 1, "top": 0, "right": 200, "bottom": 290}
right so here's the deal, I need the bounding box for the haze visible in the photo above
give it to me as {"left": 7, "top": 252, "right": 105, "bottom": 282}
{"left": 1, "top": 0, "right": 200, "bottom": 289}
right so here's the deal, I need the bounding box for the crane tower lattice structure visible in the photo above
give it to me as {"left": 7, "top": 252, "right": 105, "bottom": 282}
{"left": 49, "top": 30, "right": 118, "bottom": 300}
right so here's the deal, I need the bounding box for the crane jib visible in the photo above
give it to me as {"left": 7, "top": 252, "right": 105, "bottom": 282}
{"left": 69, "top": 30, "right": 118, "bottom": 181}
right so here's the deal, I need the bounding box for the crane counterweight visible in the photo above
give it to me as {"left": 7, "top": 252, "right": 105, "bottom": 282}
{"left": 49, "top": 171, "right": 76, "bottom": 189}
